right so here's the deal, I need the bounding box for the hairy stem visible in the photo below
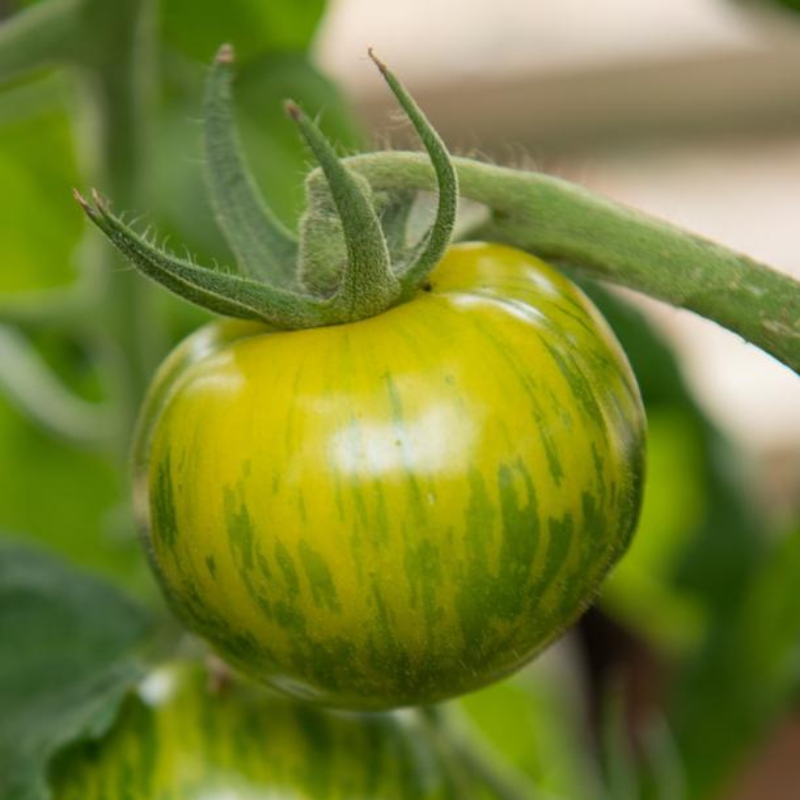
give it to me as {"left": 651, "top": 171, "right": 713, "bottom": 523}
{"left": 339, "top": 152, "right": 799, "bottom": 372}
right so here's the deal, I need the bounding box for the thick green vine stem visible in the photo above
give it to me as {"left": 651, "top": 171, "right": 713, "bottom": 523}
{"left": 75, "top": 46, "right": 799, "bottom": 370}
{"left": 76, "top": 47, "right": 458, "bottom": 329}
{"left": 323, "top": 153, "right": 798, "bottom": 372}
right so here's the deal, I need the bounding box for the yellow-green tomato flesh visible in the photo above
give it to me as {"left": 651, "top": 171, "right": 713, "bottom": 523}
{"left": 134, "top": 243, "right": 645, "bottom": 709}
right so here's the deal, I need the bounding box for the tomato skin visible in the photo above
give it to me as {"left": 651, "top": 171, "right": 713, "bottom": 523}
{"left": 134, "top": 243, "right": 645, "bottom": 710}
{"left": 52, "top": 663, "right": 466, "bottom": 799}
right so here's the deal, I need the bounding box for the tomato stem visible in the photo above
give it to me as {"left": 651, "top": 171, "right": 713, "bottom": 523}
{"left": 330, "top": 151, "right": 800, "bottom": 372}
{"left": 73, "top": 44, "right": 798, "bottom": 366}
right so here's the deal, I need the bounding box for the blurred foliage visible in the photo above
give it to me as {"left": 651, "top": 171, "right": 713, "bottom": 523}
{"left": 0, "top": 539, "right": 151, "bottom": 800}
{"left": 0, "top": 398, "right": 130, "bottom": 578}
{"left": 0, "top": 0, "right": 360, "bottom": 587}
{"left": 739, "top": 0, "right": 800, "bottom": 15}
{"left": 668, "top": 524, "right": 800, "bottom": 798}
{"left": 583, "top": 285, "right": 796, "bottom": 799}
{"left": 602, "top": 406, "right": 707, "bottom": 652}
{"left": 456, "top": 643, "right": 603, "bottom": 800}
{"left": 0, "top": 80, "right": 81, "bottom": 294}
{"left": 160, "top": 0, "right": 326, "bottom": 62}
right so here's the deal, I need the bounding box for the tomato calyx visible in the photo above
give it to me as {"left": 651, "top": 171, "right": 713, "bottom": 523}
{"left": 74, "top": 46, "right": 458, "bottom": 330}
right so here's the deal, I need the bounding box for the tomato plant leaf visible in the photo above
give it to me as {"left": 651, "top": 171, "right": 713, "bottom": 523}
{"left": 668, "top": 526, "right": 800, "bottom": 798}
{"left": 0, "top": 87, "right": 84, "bottom": 299}
{"left": 736, "top": 0, "right": 800, "bottom": 15}
{"left": 0, "top": 539, "right": 152, "bottom": 800}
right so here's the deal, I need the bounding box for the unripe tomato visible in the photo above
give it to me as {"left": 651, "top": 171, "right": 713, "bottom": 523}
{"left": 133, "top": 243, "right": 645, "bottom": 709}
{"left": 52, "top": 663, "right": 466, "bottom": 798}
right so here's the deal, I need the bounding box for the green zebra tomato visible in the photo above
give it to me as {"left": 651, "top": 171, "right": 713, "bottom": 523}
{"left": 52, "top": 662, "right": 467, "bottom": 799}
{"left": 133, "top": 243, "right": 645, "bottom": 710}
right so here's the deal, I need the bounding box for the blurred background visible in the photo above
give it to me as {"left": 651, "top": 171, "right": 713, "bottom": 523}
{"left": 0, "top": 0, "right": 798, "bottom": 798}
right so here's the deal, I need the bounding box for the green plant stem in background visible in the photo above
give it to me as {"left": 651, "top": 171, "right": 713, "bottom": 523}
{"left": 421, "top": 707, "right": 536, "bottom": 800}
{"left": 336, "top": 152, "right": 800, "bottom": 372}
{"left": 0, "top": 0, "right": 81, "bottom": 80}
{"left": 0, "top": 326, "right": 112, "bottom": 446}
{"left": 75, "top": 0, "right": 164, "bottom": 445}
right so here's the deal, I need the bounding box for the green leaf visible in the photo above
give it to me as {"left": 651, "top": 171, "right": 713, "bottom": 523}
{"left": 0, "top": 540, "right": 152, "bottom": 800}
{"left": 365, "top": 52, "right": 458, "bottom": 295}
{"left": 736, "top": 0, "right": 800, "bottom": 16}
{"left": 601, "top": 407, "right": 708, "bottom": 652}
{"left": 160, "top": 0, "right": 326, "bottom": 63}
{"left": 580, "top": 284, "right": 763, "bottom": 642}
{"left": 0, "top": 397, "right": 142, "bottom": 583}
{"left": 0, "top": 82, "right": 83, "bottom": 296}
{"left": 668, "top": 526, "right": 800, "bottom": 798}
{"left": 77, "top": 190, "right": 335, "bottom": 328}
{"left": 577, "top": 282, "right": 693, "bottom": 410}
{"left": 288, "top": 100, "right": 397, "bottom": 318}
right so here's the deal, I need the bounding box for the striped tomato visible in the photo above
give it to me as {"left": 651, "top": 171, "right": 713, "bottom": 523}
{"left": 52, "top": 663, "right": 467, "bottom": 798}
{"left": 133, "top": 243, "right": 645, "bottom": 710}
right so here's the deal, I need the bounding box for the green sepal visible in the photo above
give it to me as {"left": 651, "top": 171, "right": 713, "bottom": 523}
{"left": 296, "top": 174, "right": 350, "bottom": 297}
{"left": 287, "top": 101, "right": 401, "bottom": 322}
{"left": 204, "top": 44, "right": 299, "bottom": 287}
{"left": 75, "top": 190, "right": 335, "bottom": 329}
{"left": 367, "top": 51, "right": 458, "bottom": 298}
{"left": 76, "top": 50, "right": 462, "bottom": 330}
